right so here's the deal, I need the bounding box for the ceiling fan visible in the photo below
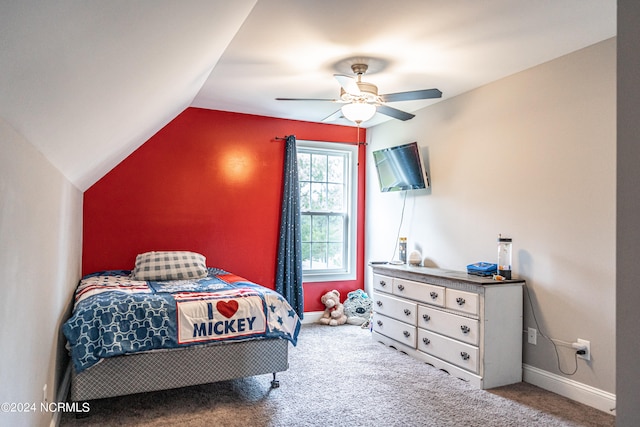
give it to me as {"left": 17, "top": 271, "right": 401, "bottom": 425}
{"left": 276, "top": 63, "right": 442, "bottom": 125}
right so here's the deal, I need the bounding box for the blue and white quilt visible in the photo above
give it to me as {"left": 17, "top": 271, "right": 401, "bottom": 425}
{"left": 63, "top": 268, "right": 301, "bottom": 373}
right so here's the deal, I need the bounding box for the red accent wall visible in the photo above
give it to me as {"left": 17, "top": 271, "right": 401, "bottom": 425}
{"left": 83, "top": 108, "right": 365, "bottom": 313}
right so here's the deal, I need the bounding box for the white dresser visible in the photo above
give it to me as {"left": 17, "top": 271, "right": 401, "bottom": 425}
{"left": 371, "top": 264, "right": 524, "bottom": 389}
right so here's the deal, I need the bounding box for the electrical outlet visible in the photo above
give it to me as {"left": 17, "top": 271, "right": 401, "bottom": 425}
{"left": 528, "top": 327, "right": 537, "bottom": 345}
{"left": 43, "top": 384, "right": 47, "bottom": 403}
{"left": 577, "top": 338, "right": 591, "bottom": 361}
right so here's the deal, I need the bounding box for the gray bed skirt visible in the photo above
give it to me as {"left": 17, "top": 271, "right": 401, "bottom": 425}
{"left": 70, "top": 338, "right": 290, "bottom": 402}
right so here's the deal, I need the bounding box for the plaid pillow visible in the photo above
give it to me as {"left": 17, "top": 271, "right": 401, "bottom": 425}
{"left": 132, "top": 251, "right": 208, "bottom": 281}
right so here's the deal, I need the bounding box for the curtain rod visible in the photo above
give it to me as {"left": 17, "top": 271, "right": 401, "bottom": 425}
{"left": 274, "top": 136, "right": 366, "bottom": 146}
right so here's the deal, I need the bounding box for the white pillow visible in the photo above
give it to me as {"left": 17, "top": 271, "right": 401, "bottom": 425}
{"left": 132, "top": 251, "right": 208, "bottom": 281}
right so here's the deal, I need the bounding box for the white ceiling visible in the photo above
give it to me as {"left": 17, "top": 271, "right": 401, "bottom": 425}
{"left": 0, "top": 1, "right": 616, "bottom": 191}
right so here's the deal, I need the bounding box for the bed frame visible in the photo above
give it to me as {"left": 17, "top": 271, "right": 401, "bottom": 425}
{"left": 69, "top": 337, "right": 289, "bottom": 402}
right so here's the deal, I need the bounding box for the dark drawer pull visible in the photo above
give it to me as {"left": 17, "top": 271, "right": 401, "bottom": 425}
{"left": 403, "top": 330, "right": 410, "bottom": 338}
{"left": 422, "top": 314, "right": 431, "bottom": 322}
{"left": 456, "top": 297, "right": 466, "bottom": 306}
{"left": 430, "top": 291, "right": 438, "bottom": 300}
{"left": 376, "top": 300, "right": 383, "bottom": 307}
{"left": 404, "top": 308, "right": 411, "bottom": 316}
{"left": 397, "top": 284, "right": 405, "bottom": 291}
{"left": 460, "top": 325, "right": 470, "bottom": 334}
{"left": 379, "top": 280, "right": 387, "bottom": 287}
{"left": 377, "top": 320, "right": 383, "bottom": 327}
{"left": 460, "top": 352, "right": 470, "bottom": 361}
{"left": 423, "top": 337, "right": 431, "bottom": 345}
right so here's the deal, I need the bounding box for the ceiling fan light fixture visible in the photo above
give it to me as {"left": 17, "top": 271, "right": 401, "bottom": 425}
{"left": 341, "top": 102, "right": 376, "bottom": 124}
{"left": 276, "top": 59, "right": 441, "bottom": 124}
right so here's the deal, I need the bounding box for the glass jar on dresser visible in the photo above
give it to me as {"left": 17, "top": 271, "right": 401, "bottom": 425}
{"left": 371, "top": 264, "right": 524, "bottom": 389}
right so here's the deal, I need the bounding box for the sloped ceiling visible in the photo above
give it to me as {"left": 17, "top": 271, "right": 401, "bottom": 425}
{"left": 0, "top": 1, "right": 257, "bottom": 191}
{"left": 0, "top": 1, "right": 615, "bottom": 191}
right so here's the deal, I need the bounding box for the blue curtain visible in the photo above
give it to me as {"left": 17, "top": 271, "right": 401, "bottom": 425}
{"left": 275, "top": 135, "right": 304, "bottom": 318}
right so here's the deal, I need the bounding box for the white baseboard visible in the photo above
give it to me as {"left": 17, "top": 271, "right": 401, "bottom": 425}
{"left": 50, "top": 362, "right": 72, "bottom": 427}
{"left": 301, "top": 311, "right": 324, "bottom": 324}
{"left": 523, "top": 364, "right": 616, "bottom": 415}
{"left": 302, "top": 311, "right": 365, "bottom": 325}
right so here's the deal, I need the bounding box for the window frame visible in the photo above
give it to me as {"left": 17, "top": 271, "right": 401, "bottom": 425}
{"left": 296, "top": 140, "right": 358, "bottom": 282}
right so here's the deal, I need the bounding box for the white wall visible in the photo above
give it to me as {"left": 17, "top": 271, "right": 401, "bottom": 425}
{"left": 365, "top": 39, "right": 616, "bottom": 394}
{"left": 0, "top": 117, "right": 83, "bottom": 427}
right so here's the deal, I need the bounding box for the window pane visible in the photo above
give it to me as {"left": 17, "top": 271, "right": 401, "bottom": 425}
{"left": 299, "top": 182, "right": 311, "bottom": 211}
{"left": 327, "top": 183, "right": 344, "bottom": 211}
{"left": 301, "top": 242, "right": 311, "bottom": 269}
{"left": 311, "top": 154, "right": 327, "bottom": 182}
{"left": 311, "top": 215, "right": 327, "bottom": 242}
{"left": 301, "top": 215, "right": 311, "bottom": 242}
{"left": 327, "top": 243, "right": 343, "bottom": 269}
{"left": 297, "top": 153, "right": 310, "bottom": 181}
{"left": 328, "top": 156, "right": 344, "bottom": 183}
{"left": 310, "top": 182, "right": 327, "bottom": 211}
{"left": 311, "top": 243, "right": 327, "bottom": 269}
{"left": 328, "top": 216, "right": 344, "bottom": 242}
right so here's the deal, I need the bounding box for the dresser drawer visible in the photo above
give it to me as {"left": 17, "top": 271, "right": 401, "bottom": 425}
{"left": 374, "top": 292, "right": 417, "bottom": 324}
{"left": 373, "top": 313, "right": 417, "bottom": 347}
{"left": 393, "top": 278, "right": 445, "bottom": 307}
{"left": 417, "top": 329, "right": 479, "bottom": 374}
{"left": 373, "top": 273, "right": 393, "bottom": 293}
{"left": 445, "top": 288, "right": 479, "bottom": 316}
{"left": 417, "top": 305, "right": 479, "bottom": 345}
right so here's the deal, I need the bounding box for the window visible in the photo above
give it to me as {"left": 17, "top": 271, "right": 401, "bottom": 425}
{"left": 297, "top": 140, "right": 357, "bottom": 282}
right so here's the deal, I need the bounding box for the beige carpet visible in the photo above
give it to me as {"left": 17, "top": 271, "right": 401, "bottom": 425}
{"left": 60, "top": 323, "right": 615, "bottom": 426}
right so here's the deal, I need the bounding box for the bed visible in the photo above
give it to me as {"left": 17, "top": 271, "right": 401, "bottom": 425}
{"left": 63, "top": 251, "right": 301, "bottom": 402}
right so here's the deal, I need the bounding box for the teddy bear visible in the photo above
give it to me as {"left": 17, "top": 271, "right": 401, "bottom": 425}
{"left": 343, "top": 289, "right": 373, "bottom": 326}
{"left": 319, "top": 289, "right": 348, "bottom": 326}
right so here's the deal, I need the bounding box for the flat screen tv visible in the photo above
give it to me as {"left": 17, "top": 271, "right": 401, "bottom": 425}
{"left": 372, "top": 142, "right": 429, "bottom": 192}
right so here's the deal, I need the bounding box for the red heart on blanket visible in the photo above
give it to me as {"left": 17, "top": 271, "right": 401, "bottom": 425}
{"left": 216, "top": 300, "right": 239, "bottom": 318}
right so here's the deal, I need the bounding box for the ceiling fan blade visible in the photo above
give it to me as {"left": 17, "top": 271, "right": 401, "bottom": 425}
{"left": 322, "top": 109, "right": 344, "bottom": 122}
{"left": 276, "top": 97, "right": 339, "bottom": 102}
{"left": 376, "top": 105, "right": 415, "bottom": 121}
{"left": 380, "top": 88, "right": 442, "bottom": 103}
{"left": 334, "top": 74, "right": 361, "bottom": 95}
